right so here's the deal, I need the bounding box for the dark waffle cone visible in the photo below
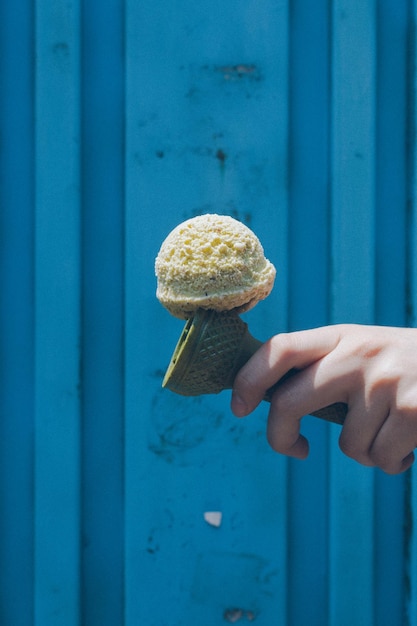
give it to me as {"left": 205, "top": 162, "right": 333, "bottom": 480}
{"left": 163, "top": 309, "right": 347, "bottom": 426}
{"left": 162, "top": 310, "right": 255, "bottom": 395}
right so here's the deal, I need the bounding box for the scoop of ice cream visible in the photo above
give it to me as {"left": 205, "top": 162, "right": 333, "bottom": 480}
{"left": 155, "top": 213, "right": 276, "bottom": 319}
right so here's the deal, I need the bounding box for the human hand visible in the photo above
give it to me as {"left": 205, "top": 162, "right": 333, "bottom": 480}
{"left": 231, "top": 324, "right": 417, "bottom": 474}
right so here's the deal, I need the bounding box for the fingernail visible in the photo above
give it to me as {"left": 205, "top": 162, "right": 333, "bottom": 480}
{"left": 232, "top": 392, "right": 247, "bottom": 417}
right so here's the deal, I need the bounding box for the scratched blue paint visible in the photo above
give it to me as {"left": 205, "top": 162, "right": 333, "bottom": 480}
{"left": 0, "top": 1, "right": 416, "bottom": 625}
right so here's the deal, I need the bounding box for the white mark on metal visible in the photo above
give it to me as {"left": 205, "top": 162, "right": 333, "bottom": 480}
{"left": 223, "top": 608, "right": 257, "bottom": 622}
{"left": 204, "top": 511, "right": 222, "bottom": 527}
{"left": 224, "top": 608, "right": 244, "bottom": 622}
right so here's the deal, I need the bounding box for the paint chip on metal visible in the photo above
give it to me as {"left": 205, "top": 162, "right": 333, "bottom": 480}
{"left": 224, "top": 608, "right": 244, "bottom": 622}
{"left": 223, "top": 608, "right": 256, "bottom": 622}
{"left": 204, "top": 511, "right": 222, "bottom": 527}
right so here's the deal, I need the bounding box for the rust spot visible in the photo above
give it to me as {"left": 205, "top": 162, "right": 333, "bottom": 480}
{"left": 216, "top": 148, "right": 227, "bottom": 164}
{"left": 223, "top": 608, "right": 257, "bottom": 622}
{"left": 224, "top": 608, "right": 244, "bottom": 622}
{"left": 53, "top": 42, "right": 69, "bottom": 56}
{"left": 217, "top": 64, "right": 262, "bottom": 82}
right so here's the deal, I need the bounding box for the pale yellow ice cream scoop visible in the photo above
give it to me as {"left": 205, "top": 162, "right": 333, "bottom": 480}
{"left": 155, "top": 214, "right": 276, "bottom": 319}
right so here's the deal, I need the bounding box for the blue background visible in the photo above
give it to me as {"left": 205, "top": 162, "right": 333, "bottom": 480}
{"left": 1, "top": 1, "right": 417, "bottom": 624}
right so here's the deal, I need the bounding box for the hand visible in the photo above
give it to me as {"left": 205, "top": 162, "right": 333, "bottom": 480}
{"left": 231, "top": 324, "right": 417, "bottom": 474}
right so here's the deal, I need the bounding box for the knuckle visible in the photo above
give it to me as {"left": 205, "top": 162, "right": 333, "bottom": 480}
{"left": 269, "top": 332, "right": 297, "bottom": 362}
{"left": 266, "top": 413, "right": 297, "bottom": 455}
{"left": 369, "top": 448, "right": 391, "bottom": 471}
{"left": 270, "top": 388, "right": 292, "bottom": 416}
{"left": 233, "top": 369, "right": 266, "bottom": 412}
{"left": 369, "top": 443, "right": 410, "bottom": 475}
{"left": 234, "top": 365, "right": 261, "bottom": 394}
{"left": 395, "top": 397, "right": 417, "bottom": 419}
{"left": 266, "top": 428, "right": 282, "bottom": 453}
{"left": 233, "top": 369, "right": 252, "bottom": 395}
{"left": 266, "top": 426, "right": 301, "bottom": 457}
{"left": 338, "top": 431, "right": 374, "bottom": 466}
{"left": 373, "top": 456, "right": 402, "bottom": 474}
{"left": 338, "top": 432, "right": 357, "bottom": 459}
{"left": 380, "top": 464, "right": 402, "bottom": 475}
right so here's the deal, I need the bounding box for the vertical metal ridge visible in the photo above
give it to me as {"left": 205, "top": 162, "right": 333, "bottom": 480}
{"left": 407, "top": 2, "right": 417, "bottom": 624}
{"left": 34, "top": 1, "right": 82, "bottom": 624}
{"left": 329, "top": 1, "right": 377, "bottom": 625}
{"left": 0, "top": 2, "right": 35, "bottom": 624}
{"left": 80, "top": 0, "right": 126, "bottom": 623}
{"left": 374, "top": 4, "right": 410, "bottom": 625}
{"left": 287, "top": 2, "right": 332, "bottom": 624}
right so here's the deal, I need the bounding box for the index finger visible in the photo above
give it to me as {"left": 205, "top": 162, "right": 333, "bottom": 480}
{"left": 231, "top": 325, "right": 342, "bottom": 417}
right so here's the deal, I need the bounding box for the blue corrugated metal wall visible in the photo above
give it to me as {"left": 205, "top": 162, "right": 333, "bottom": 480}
{"left": 1, "top": 1, "right": 417, "bottom": 624}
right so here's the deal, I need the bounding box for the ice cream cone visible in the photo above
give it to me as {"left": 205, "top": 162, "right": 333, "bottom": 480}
{"left": 162, "top": 309, "right": 347, "bottom": 426}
